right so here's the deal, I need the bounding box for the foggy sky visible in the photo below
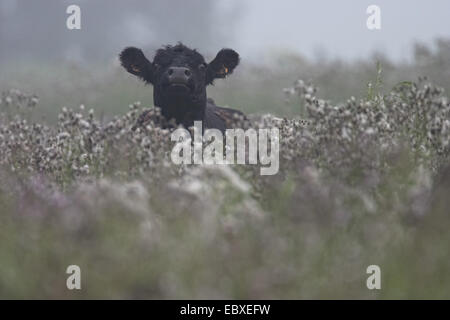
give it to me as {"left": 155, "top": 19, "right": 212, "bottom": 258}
{"left": 1, "top": 0, "right": 450, "bottom": 63}
{"left": 231, "top": 0, "right": 450, "bottom": 62}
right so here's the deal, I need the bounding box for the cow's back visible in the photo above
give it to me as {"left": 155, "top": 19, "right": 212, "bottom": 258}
{"left": 204, "top": 98, "right": 245, "bottom": 133}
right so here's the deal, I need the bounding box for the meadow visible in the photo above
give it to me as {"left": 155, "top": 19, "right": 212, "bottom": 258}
{"left": 1, "top": 39, "right": 450, "bottom": 299}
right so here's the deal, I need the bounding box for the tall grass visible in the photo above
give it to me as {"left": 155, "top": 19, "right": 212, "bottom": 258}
{"left": 1, "top": 40, "right": 450, "bottom": 299}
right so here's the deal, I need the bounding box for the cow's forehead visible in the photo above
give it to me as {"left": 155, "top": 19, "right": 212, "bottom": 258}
{"left": 154, "top": 44, "right": 205, "bottom": 66}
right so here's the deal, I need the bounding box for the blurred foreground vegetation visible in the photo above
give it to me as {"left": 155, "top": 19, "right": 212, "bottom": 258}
{"left": 1, "top": 40, "right": 450, "bottom": 299}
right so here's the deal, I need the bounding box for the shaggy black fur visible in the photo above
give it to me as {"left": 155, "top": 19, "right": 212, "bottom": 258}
{"left": 119, "top": 43, "right": 244, "bottom": 132}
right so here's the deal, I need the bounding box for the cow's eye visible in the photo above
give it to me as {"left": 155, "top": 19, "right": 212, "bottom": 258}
{"left": 198, "top": 64, "right": 206, "bottom": 71}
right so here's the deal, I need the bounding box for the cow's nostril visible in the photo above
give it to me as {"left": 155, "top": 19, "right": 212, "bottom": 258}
{"left": 168, "top": 68, "right": 174, "bottom": 76}
{"left": 184, "top": 70, "right": 191, "bottom": 77}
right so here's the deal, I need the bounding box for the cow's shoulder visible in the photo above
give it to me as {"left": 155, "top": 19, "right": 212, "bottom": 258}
{"left": 205, "top": 99, "right": 245, "bottom": 132}
{"left": 132, "top": 107, "right": 174, "bottom": 131}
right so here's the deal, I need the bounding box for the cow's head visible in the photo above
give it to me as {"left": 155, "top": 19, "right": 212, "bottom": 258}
{"left": 119, "top": 43, "right": 239, "bottom": 123}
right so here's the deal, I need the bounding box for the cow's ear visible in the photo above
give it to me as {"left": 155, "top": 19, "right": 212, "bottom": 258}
{"left": 206, "top": 49, "right": 240, "bottom": 84}
{"left": 119, "top": 47, "right": 154, "bottom": 84}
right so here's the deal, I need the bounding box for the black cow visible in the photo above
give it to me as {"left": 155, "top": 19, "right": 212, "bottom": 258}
{"left": 119, "top": 43, "right": 244, "bottom": 132}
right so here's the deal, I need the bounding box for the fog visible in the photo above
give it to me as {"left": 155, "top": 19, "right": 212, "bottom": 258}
{"left": 0, "top": 0, "right": 242, "bottom": 62}
{"left": 1, "top": 0, "right": 450, "bottom": 64}
{"left": 233, "top": 0, "right": 450, "bottom": 62}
